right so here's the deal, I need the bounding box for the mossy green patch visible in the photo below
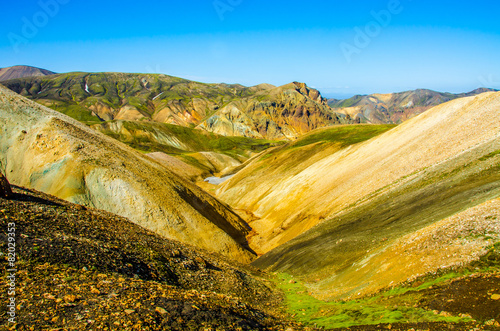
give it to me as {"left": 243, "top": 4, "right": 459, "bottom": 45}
{"left": 328, "top": 95, "right": 365, "bottom": 108}
{"left": 273, "top": 273, "right": 468, "bottom": 329}
{"left": 287, "top": 124, "right": 396, "bottom": 150}
{"left": 479, "top": 149, "right": 500, "bottom": 161}
{"left": 50, "top": 103, "right": 101, "bottom": 123}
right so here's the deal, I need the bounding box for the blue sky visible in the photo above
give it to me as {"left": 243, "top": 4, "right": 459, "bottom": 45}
{"left": 1, "top": 0, "right": 499, "bottom": 98}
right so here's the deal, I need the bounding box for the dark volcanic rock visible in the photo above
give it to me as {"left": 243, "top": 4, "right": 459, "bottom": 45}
{"left": 0, "top": 185, "right": 298, "bottom": 330}
{"left": 0, "top": 172, "right": 12, "bottom": 198}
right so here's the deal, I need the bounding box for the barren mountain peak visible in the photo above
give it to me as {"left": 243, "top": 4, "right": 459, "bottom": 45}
{"left": 0, "top": 65, "right": 56, "bottom": 81}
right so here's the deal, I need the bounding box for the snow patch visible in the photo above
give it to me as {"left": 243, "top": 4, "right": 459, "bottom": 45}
{"left": 404, "top": 100, "right": 414, "bottom": 108}
{"left": 152, "top": 92, "right": 164, "bottom": 100}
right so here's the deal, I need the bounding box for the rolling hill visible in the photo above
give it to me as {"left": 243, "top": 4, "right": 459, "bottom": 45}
{"left": 0, "top": 84, "right": 255, "bottom": 262}
{"left": 0, "top": 65, "right": 55, "bottom": 81}
{"left": 240, "top": 92, "right": 500, "bottom": 300}
{"left": 214, "top": 124, "right": 396, "bottom": 254}
{"left": 0, "top": 71, "right": 262, "bottom": 125}
{"left": 328, "top": 88, "right": 498, "bottom": 124}
{"left": 91, "top": 120, "right": 282, "bottom": 181}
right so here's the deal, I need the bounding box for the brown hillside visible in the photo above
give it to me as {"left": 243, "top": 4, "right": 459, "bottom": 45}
{"left": 0, "top": 65, "right": 55, "bottom": 81}
{"left": 198, "top": 82, "right": 356, "bottom": 139}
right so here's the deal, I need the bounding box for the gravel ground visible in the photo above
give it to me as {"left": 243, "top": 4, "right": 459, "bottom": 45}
{"left": 0, "top": 186, "right": 301, "bottom": 330}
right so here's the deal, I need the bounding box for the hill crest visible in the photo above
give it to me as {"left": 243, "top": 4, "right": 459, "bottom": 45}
{"left": 0, "top": 65, "right": 56, "bottom": 81}
{"left": 328, "top": 88, "right": 499, "bottom": 123}
{"left": 1, "top": 72, "right": 355, "bottom": 139}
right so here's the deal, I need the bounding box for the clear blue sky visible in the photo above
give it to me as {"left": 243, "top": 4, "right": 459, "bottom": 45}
{"left": 1, "top": 0, "right": 499, "bottom": 98}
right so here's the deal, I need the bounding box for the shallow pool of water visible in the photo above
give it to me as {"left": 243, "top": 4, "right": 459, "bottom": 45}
{"left": 204, "top": 175, "right": 234, "bottom": 185}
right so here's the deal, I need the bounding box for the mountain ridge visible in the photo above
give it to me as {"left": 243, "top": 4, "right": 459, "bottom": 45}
{"left": 1, "top": 72, "right": 355, "bottom": 139}
{"left": 0, "top": 71, "right": 266, "bottom": 125}
{"left": 328, "top": 87, "right": 499, "bottom": 123}
{"left": 198, "top": 81, "right": 357, "bottom": 139}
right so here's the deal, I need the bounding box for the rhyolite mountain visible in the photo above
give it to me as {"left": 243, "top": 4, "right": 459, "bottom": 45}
{"left": 1, "top": 72, "right": 355, "bottom": 139}
{"left": 198, "top": 82, "right": 357, "bottom": 139}
{"left": 213, "top": 92, "right": 500, "bottom": 300}
{"left": 1, "top": 72, "right": 262, "bottom": 125}
{"left": 0, "top": 84, "right": 255, "bottom": 263}
{"left": 0, "top": 65, "right": 56, "bottom": 81}
{"left": 328, "top": 88, "right": 498, "bottom": 123}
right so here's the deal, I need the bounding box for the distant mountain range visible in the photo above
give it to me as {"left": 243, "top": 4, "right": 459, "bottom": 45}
{"left": 0, "top": 65, "right": 55, "bottom": 81}
{"left": 328, "top": 88, "right": 498, "bottom": 124}
{"left": 0, "top": 68, "right": 355, "bottom": 139}
{"left": 1, "top": 65, "right": 498, "bottom": 135}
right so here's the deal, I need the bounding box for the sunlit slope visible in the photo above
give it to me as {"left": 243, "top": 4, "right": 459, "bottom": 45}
{"left": 216, "top": 124, "right": 396, "bottom": 253}
{"left": 251, "top": 92, "right": 500, "bottom": 297}
{"left": 0, "top": 85, "right": 255, "bottom": 262}
{"left": 217, "top": 92, "right": 500, "bottom": 256}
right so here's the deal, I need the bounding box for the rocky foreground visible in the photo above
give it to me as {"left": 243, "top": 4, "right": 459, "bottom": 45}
{"left": 0, "top": 186, "right": 300, "bottom": 330}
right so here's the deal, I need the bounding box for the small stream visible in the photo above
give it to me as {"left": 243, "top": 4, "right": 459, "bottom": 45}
{"left": 203, "top": 175, "right": 234, "bottom": 185}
